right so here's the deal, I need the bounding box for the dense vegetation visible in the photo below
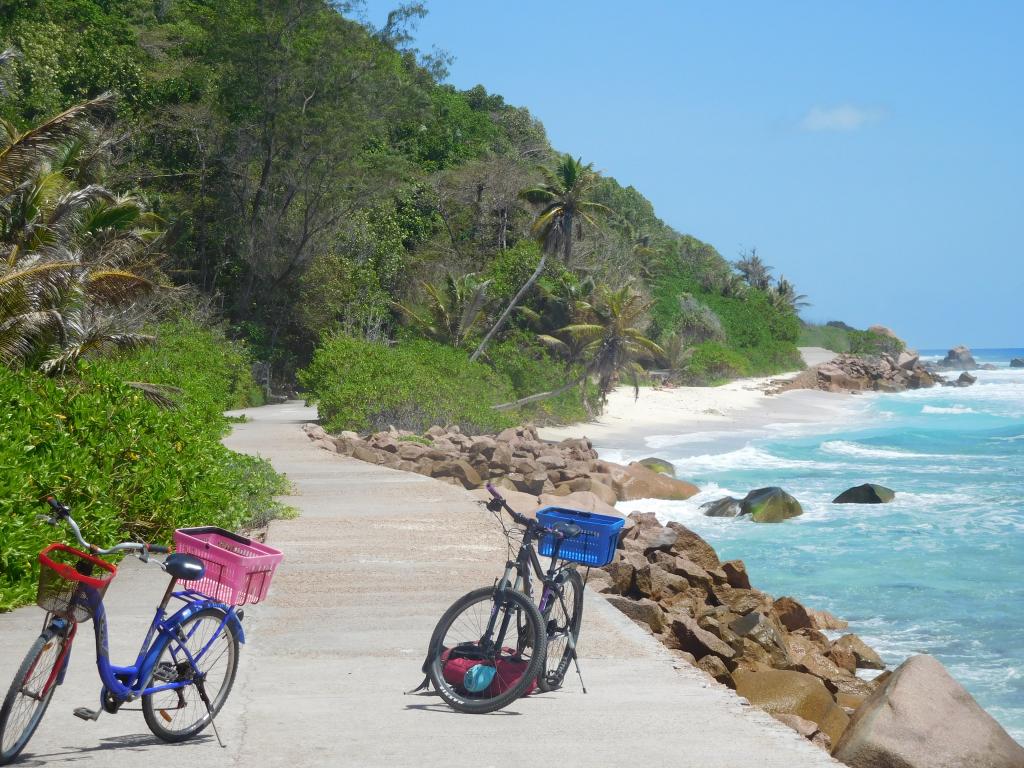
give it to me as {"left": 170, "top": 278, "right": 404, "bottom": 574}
{"left": 799, "top": 322, "right": 905, "bottom": 357}
{"left": 0, "top": 320, "right": 289, "bottom": 611}
{"left": 0, "top": 0, "right": 814, "bottom": 424}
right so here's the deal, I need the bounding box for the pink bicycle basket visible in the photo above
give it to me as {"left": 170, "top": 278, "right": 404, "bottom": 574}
{"left": 172, "top": 527, "right": 283, "bottom": 606}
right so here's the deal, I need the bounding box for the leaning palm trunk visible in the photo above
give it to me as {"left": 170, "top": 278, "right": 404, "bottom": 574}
{"left": 469, "top": 251, "right": 546, "bottom": 362}
{"left": 491, "top": 370, "right": 583, "bottom": 411}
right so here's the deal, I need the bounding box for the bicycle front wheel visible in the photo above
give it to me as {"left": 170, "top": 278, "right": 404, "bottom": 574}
{"left": 427, "top": 587, "right": 546, "bottom": 714}
{"left": 537, "top": 568, "right": 584, "bottom": 692}
{"left": 0, "top": 628, "right": 68, "bottom": 766}
{"left": 142, "top": 608, "right": 239, "bottom": 743}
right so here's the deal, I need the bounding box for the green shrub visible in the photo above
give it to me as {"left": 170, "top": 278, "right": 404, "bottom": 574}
{"left": 680, "top": 341, "right": 752, "bottom": 384}
{"left": 799, "top": 323, "right": 905, "bottom": 357}
{"left": 298, "top": 335, "right": 518, "bottom": 434}
{"left": 487, "top": 333, "right": 587, "bottom": 424}
{"left": 0, "top": 362, "right": 289, "bottom": 612}
{"left": 104, "top": 319, "right": 265, "bottom": 417}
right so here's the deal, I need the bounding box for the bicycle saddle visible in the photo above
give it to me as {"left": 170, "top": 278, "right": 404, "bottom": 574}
{"left": 551, "top": 521, "right": 582, "bottom": 539}
{"left": 164, "top": 553, "right": 205, "bottom": 581}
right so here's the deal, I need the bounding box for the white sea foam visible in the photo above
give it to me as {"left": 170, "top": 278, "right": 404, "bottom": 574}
{"left": 672, "top": 444, "right": 840, "bottom": 474}
{"left": 643, "top": 431, "right": 738, "bottom": 450}
{"left": 821, "top": 440, "right": 936, "bottom": 460}
{"left": 922, "top": 405, "right": 977, "bottom": 415}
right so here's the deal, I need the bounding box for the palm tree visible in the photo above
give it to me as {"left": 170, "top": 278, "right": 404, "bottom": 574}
{"left": 734, "top": 248, "right": 773, "bottom": 290}
{"left": 772, "top": 276, "right": 810, "bottom": 312}
{"left": 0, "top": 91, "right": 162, "bottom": 372}
{"left": 392, "top": 273, "right": 490, "bottom": 348}
{"left": 495, "top": 284, "right": 663, "bottom": 413}
{"left": 469, "top": 154, "right": 611, "bottom": 362}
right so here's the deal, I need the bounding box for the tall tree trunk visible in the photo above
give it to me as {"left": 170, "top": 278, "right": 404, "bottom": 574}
{"left": 469, "top": 250, "right": 547, "bottom": 362}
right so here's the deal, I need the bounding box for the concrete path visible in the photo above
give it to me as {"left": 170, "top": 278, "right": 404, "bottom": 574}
{"left": 798, "top": 346, "right": 839, "bottom": 367}
{"left": 0, "top": 402, "right": 838, "bottom": 767}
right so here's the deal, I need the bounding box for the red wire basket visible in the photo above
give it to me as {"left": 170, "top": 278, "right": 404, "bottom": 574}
{"left": 172, "top": 527, "right": 283, "bottom": 606}
{"left": 37, "top": 544, "right": 117, "bottom": 622}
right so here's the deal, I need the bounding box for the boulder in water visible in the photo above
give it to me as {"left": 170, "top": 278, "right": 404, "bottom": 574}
{"left": 739, "top": 487, "right": 803, "bottom": 523}
{"left": 939, "top": 345, "right": 977, "bottom": 370}
{"left": 700, "top": 496, "right": 742, "bottom": 517}
{"left": 833, "top": 654, "right": 1024, "bottom": 768}
{"left": 957, "top": 371, "right": 977, "bottom": 387}
{"left": 1011, "top": 357, "right": 1024, "bottom": 368}
{"left": 637, "top": 457, "right": 676, "bottom": 476}
{"left": 833, "top": 483, "right": 895, "bottom": 504}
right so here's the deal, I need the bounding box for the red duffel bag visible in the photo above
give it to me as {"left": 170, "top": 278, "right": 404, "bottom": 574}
{"left": 441, "top": 645, "right": 537, "bottom": 697}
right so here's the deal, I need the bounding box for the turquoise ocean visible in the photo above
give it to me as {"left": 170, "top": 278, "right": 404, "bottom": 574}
{"left": 605, "top": 349, "right": 1024, "bottom": 739}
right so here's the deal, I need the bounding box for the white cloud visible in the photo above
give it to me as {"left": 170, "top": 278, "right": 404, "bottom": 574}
{"left": 800, "top": 104, "right": 884, "bottom": 132}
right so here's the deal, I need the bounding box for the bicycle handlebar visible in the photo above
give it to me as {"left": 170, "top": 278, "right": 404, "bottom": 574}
{"left": 41, "top": 495, "right": 169, "bottom": 557}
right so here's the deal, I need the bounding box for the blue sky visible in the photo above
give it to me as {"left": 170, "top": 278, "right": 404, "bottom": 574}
{"left": 361, "top": 1, "right": 1022, "bottom": 348}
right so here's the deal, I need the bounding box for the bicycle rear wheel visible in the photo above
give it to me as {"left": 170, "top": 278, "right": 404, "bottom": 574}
{"left": 0, "top": 628, "right": 68, "bottom": 766}
{"left": 537, "top": 568, "right": 584, "bottom": 692}
{"left": 142, "top": 608, "right": 239, "bottom": 743}
{"left": 427, "top": 587, "right": 546, "bottom": 714}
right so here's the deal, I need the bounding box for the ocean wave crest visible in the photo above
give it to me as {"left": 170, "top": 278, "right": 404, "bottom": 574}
{"left": 922, "top": 405, "right": 977, "bottom": 415}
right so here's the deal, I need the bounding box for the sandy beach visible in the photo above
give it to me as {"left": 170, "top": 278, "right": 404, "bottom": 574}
{"left": 539, "top": 347, "right": 855, "bottom": 453}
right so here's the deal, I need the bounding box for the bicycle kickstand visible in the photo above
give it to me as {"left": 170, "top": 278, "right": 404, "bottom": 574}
{"left": 570, "top": 648, "right": 588, "bottom": 694}
{"left": 195, "top": 680, "right": 226, "bottom": 749}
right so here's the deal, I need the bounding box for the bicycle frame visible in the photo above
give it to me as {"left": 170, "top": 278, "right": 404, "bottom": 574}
{"left": 45, "top": 581, "right": 244, "bottom": 707}
{"left": 497, "top": 525, "right": 572, "bottom": 616}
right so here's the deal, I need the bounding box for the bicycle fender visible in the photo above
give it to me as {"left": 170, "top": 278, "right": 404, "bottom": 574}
{"left": 165, "top": 599, "right": 246, "bottom": 645}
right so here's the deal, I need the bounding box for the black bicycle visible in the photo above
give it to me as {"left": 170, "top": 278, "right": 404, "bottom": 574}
{"left": 415, "top": 484, "right": 623, "bottom": 714}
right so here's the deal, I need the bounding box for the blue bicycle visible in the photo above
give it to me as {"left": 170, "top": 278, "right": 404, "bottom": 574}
{"left": 0, "top": 497, "right": 281, "bottom": 765}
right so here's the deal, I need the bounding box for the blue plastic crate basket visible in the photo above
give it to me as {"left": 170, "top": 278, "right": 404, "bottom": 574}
{"left": 536, "top": 507, "right": 625, "bottom": 568}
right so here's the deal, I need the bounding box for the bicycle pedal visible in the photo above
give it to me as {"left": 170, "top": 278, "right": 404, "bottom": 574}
{"left": 73, "top": 707, "right": 101, "bottom": 721}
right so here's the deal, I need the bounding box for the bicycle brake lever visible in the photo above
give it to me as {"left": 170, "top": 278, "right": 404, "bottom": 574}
{"left": 35, "top": 514, "right": 57, "bottom": 526}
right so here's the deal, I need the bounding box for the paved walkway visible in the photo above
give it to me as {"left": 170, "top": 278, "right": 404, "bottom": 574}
{"left": 0, "top": 402, "right": 837, "bottom": 766}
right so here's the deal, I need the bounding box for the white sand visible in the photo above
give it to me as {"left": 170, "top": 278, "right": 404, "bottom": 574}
{"left": 540, "top": 349, "right": 857, "bottom": 453}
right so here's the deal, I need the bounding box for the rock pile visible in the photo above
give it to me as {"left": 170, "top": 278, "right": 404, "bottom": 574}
{"left": 774, "top": 352, "right": 947, "bottom": 394}
{"left": 301, "top": 423, "right": 699, "bottom": 511}
{"left": 593, "top": 510, "right": 886, "bottom": 752}
{"left": 934, "top": 344, "right": 977, "bottom": 370}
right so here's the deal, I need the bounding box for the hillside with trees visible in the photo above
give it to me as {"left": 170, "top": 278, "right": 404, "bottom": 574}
{"left": 0, "top": 0, "right": 815, "bottom": 434}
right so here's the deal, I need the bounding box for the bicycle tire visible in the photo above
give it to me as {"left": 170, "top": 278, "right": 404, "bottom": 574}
{"left": 0, "top": 628, "right": 67, "bottom": 766}
{"left": 537, "top": 568, "right": 584, "bottom": 692}
{"left": 142, "top": 608, "right": 239, "bottom": 743}
{"left": 427, "top": 587, "right": 546, "bottom": 714}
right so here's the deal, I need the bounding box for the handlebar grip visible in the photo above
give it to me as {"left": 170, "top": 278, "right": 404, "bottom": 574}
{"left": 45, "top": 496, "right": 68, "bottom": 517}
{"left": 485, "top": 483, "right": 502, "bottom": 499}
{"left": 147, "top": 544, "right": 170, "bottom": 554}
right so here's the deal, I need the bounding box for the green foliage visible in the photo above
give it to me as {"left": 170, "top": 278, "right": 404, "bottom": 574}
{"left": 679, "top": 341, "right": 752, "bottom": 384}
{"left": 103, "top": 319, "right": 265, "bottom": 415}
{"left": 799, "top": 323, "right": 905, "bottom": 357}
{"left": 652, "top": 271, "right": 802, "bottom": 376}
{"left": 486, "top": 332, "right": 587, "bottom": 423}
{"left": 298, "top": 335, "right": 517, "bottom": 434}
{"left": 0, "top": 358, "right": 287, "bottom": 612}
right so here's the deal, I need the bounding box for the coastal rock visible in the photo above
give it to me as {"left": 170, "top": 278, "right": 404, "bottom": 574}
{"left": 833, "top": 483, "right": 896, "bottom": 504}
{"left": 897, "top": 350, "right": 920, "bottom": 370}
{"left": 772, "top": 713, "right": 833, "bottom": 752}
{"left": 551, "top": 477, "right": 618, "bottom": 507}
{"left": 957, "top": 371, "right": 977, "bottom": 387}
{"left": 808, "top": 609, "right": 848, "bottom": 631}
{"left": 867, "top": 325, "right": 900, "bottom": 340}
{"left": 701, "top": 496, "right": 742, "bottom": 518}
{"left": 772, "top": 596, "right": 813, "bottom": 632}
{"left": 721, "top": 559, "right": 751, "bottom": 589}
{"left": 605, "top": 595, "right": 665, "bottom": 634}
{"left": 938, "top": 345, "right": 978, "bottom": 370}
{"left": 671, "top": 614, "right": 736, "bottom": 661}
{"left": 430, "top": 459, "right": 482, "bottom": 489}
{"left": 600, "top": 460, "right": 699, "bottom": 501}
{"left": 696, "top": 654, "right": 731, "bottom": 684}
{"left": 1011, "top": 358, "right": 1024, "bottom": 368}
{"left": 833, "top": 654, "right": 1024, "bottom": 768}
{"left": 739, "top": 487, "right": 803, "bottom": 523}
{"left": 834, "top": 634, "right": 885, "bottom": 670}
{"left": 732, "top": 668, "right": 850, "bottom": 747}
{"left": 636, "top": 457, "right": 676, "bottom": 476}
{"left": 634, "top": 563, "right": 689, "bottom": 600}
{"left": 772, "top": 353, "right": 943, "bottom": 395}
{"left": 665, "top": 522, "right": 721, "bottom": 570}
{"left": 539, "top": 490, "right": 618, "bottom": 517}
